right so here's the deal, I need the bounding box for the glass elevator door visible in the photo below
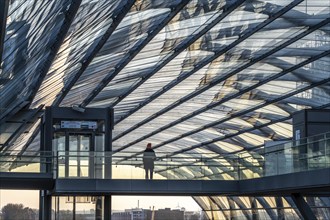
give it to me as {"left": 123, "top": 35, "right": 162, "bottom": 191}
{"left": 67, "top": 133, "right": 94, "bottom": 178}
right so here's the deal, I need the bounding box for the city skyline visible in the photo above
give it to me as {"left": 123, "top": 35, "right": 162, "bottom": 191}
{"left": 0, "top": 190, "right": 201, "bottom": 212}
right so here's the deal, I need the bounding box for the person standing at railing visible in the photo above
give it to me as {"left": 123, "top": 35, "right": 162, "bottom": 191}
{"left": 143, "top": 143, "right": 156, "bottom": 179}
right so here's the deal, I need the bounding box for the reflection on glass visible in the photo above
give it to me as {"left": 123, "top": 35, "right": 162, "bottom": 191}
{"left": 52, "top": 196, "right": 104, "bottom": 220}
{"left": 68, "top": 134, "right": 91, "bottom": 178}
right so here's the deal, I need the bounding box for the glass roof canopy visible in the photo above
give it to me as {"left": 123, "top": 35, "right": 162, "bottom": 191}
{"left": 0, "top": 0, "right": 329, "bottom": 219}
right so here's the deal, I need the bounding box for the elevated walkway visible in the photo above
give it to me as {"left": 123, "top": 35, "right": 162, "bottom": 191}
{"left": 0, "top": 172, "right": 54, "bottom": 189}
{"left": 1, "top": 168, "right": 329, "bottom": 197}
{"left": 54, "top": 168, "right": 330, "bottom": 196}
{"left": 1, "top": 132, "right": 329, "bottom": 196}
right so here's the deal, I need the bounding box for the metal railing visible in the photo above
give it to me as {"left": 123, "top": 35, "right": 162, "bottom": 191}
{"left": 0, "top": 132, "right": 329, "bottom": 180}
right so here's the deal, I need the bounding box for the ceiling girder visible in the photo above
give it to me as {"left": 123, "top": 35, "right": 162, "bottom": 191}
{"left": 113, "top": 2, "right": 327, "bottom": 144}
{"left": 52, "top": 0, "right": 136, "bottom": 106}
{"left": 79, "top": 0, "right": 192, "bottom": 107}
{"left": 25, "top": 0, "right": 82, "bottom": 106}
{"left": 158, "top": 77, "right": 330, "bottom": 157}
{"left": 113, "top": 42, "right": 330, "bottom": 151}
{"left": 109, "top": 0, "right": 248, "bottom": 109}
{"left": 114, "top": 0, "right": 304, "bottom": 125}
{"left": 0, "top": 0, "right": 9, "bottom": 66}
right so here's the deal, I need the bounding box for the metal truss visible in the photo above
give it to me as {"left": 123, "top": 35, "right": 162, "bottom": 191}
{"left": 0, "top": 100, "right": 30, "bottom": 125}
{"left": 1, "top": 0, "right": 82, "bottom": 138}
{"left": 114, "top": 0, "right": 304, "bottom": 125}
{"left": 0, "top": 105, "right": 44, "bottom": 152}
{"left": 209, "top": 197, "right": 232, "bottom": 220}
{"left": 25, "top": 0, "right": 82, "bottom": 105}
{"left": 52, "top": 0, "right": 136, "bottom": 106}
{"left": 115, "top": 34, "right": 329, "bottom": 150}
{"left": 291, "top": 193, "right": 317, "bottom": 220}
{"left": 109, "top": 0, "right": 248, "bottom": 109}
{"left": 0, "top": 0, "right": 9, "bottom": 66}
{"left": 157, "top": 78, "right": 330, "bottom": 157}
{"left": 256, "top": 197, "right": 277, "bottom": 219}
{"left": 275, "top": 197, "right": 285, "bottom": 220}
{"left": 115, "top": 99, "right": 329, "bottom": 171}
{"left": 113, "top": 2, "right": 327, "bottom": 143}
{"left": 78, "top": 0, "right": 192, "bottom": 107}
{"left": 284, "top": 197, "right": 304, "bottom": 219}
{"left": 144, "top": 50, "right": 330, "bottom": 150}
{"left": 19, "top": 123, "right": 41, "bottom": 153}
{"left": 114, "top": 22, "right": 330, "bottom": 149}
{"left": 230, "top": 197, "right": 254, "bottom": 220}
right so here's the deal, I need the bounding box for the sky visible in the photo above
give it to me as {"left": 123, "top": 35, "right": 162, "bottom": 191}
{"left": 0, "top": 190, "right": 201, "bottom": 211}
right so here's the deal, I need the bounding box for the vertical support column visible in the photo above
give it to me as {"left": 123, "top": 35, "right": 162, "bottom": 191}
{"left": 40, "top": 107, "right": 53, "bottom": 220}
{"left": 104, "top": 196, "right": 112, "bottom": 220}
{"left": 39, "top": 190, "right": 52, "bottom": 220}
{"left": 73, "top": 197, "right": 76, "bottom": 220}
{"left": 43, "top": 107, "right": 53, "bottom": 172}
{"left": 95, "top": 197, "right": 103, "bottom": 220}
{"left": 291, "top": 193, "right": 317, "bottom": 220}
{"left": 104, "top": 107, "right": 113, "bottom": 178}
{"left": 104, "top": 107, "right": 113, "bottom": 219}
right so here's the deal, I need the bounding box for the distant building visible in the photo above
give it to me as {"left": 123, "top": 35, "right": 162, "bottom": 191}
{"left": 112, "top": 208, "right": 152, "bottom": 220}
{"left": 184, "top": 211, "right": 203, "bottom": 220}
{"left": 154, "top": 208, "right": 184, "bottom": 220}
{"left": 131, "top": 208, "right": 152, "bottom": 220}
{"left": 112, "top": 210, "right": 131, "bottom": 220}
{"left": 112, "top": 207, "right": 187, "bottom": 220}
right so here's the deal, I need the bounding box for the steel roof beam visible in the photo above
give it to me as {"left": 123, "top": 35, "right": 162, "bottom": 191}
{"left": 291, "top": 193, "right": 317, "bottom": 220}
{"left": 1, "top": 0, "right": 82, "bottom": 140}
{"left": 250, "top": 197, "right": 258, "bottom": 220}
{"left": 52, "top": 0, "right": 136, "bottom": 106}
{"left": 256, "top": 197, "right": 277, "bottom": 220}
{"left": 0, "top": 0, "right": 9, "bottom": 66}
{"left": 79, "top": 0, "right": 192, "bottom": 107}
{"left": 0, "top": 105, "right": 44, "bottom": 152}
{"left": 230, "top": 197, "right": 253, "bottom": 220}
{"left": 19, "top": 122, "right": 40, "bottom": 153}
{"left": 158, "top": 57, "right": 328, "bottom": 150}
{"left": 264, "top": 58, "right": 330, "bottom": 96}
{"left": 114, "top": 117, "right": 288, "bottom": 165}
{"left": 114, "top": 0, "right": 304, "bottom": 125}
{"left": 114, "top": 34, "right": 330, "bottom": 150}
{"left": 208, "top": 197, "right": 231, "bottom": 220}
{"left": 25, "top": 0, "right": 82, "bottom": 106}
{"left": 0, "top": 100, "right": 30, "bottom": 125}
{"left": 284, "top": 197, "right": 304, "bottom": 219}
{"left": 109, "top": 0, "right": 248, "bottom": 109}
{"left": 113, "top": 1, "right": 311, "bottom": 142}
{"left": 246, "top": 0, "right": 329, "bottom": 32}
{"left": 116, "top": 95, "right": 329, "bottom": 165}
{"left": 159, "top": 78, "right": 330, "bottom": 157}
{"left": 276, "top": 197, "right": 285, "bottom": 220}
{"left": 116, "top": 105, "right": 329, "bottom": 169}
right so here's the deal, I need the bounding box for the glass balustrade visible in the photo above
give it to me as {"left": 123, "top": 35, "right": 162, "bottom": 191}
{"left": 1, "top": 132, "right": 329, "bottom": 180}
{"left": 0, "top": 150, "right": 52, "bottom": 173}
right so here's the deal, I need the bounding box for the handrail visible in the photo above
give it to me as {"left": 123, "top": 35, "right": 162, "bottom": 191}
{"left": 0, "top": 132, "right": 329, "bottom": 180}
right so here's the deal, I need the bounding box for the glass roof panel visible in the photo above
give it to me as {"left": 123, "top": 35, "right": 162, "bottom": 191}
{"left": 0, "top": 4, "right": 329, "bottom": 216}
{"left": 32, "top": 0, "right": 127, "bottom": 107}
{"left": 111, "top": 6, "right": 330, "bottom": 155}
{"left": 1, "top": 0, "right": 71, "bottom": 111}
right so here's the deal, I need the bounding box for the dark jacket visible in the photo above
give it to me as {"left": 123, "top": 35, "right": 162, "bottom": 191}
{"left": 143, "top": 149, "right": 156, "bottom": 169}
